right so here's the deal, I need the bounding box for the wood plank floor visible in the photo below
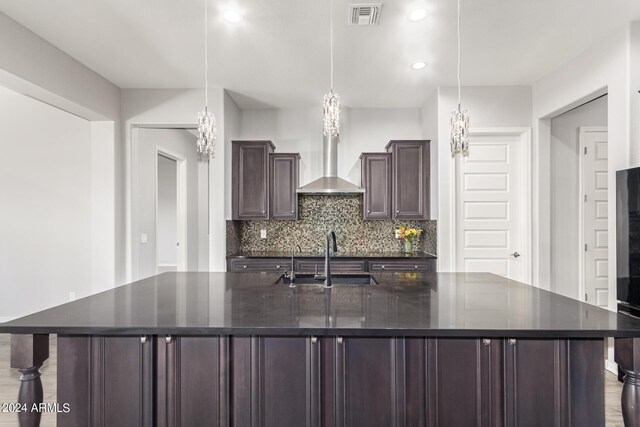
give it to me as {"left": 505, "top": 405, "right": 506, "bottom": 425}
{"left": 0, "top": 334, "right": 626, "bottom": 426}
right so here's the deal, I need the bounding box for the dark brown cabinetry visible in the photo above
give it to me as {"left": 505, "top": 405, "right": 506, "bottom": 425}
{"left": 232, "top": 141, "right": 275, "bottom": 220}
{"left": 295, "top": 259, "right": 366, "bottom": 273}
{"left": 360, "top": 153, "right": 392, "bottom": 220}
{"left": 56, "top": 335, "right": 604, "bottom": 427}
{"left": 369, "top": 259, "right": 434, "bottom": 272}
{"left": 228, "top": 258, "right": 290, "bottom": 273}
{"left": 386, "top": 140, "right": 430, "bottom": 220}
{"left": 270, "top": 153, "right": 300, "bottom": 220}
{"left": 57, "top": 335, "right": 154, "bottom": 427}
{"left": 227, "top": 256, "right": 436, "bottom": 273}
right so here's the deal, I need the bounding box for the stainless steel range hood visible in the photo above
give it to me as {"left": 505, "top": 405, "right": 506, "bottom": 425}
{"left": 297, "top": 133, "right": 365, "bottom": 194}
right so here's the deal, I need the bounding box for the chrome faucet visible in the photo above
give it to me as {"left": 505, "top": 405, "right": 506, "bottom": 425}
{"left": 314, "top": 230, "right": 337, "bottom": 288}
{"left": 287, "top": 244, "right": 302, "bottom": 287}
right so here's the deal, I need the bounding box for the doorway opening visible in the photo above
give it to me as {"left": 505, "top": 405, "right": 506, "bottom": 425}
{"left": 549, "top": 95, "right": 608, "bottom": 305}
{"left": 156, "top": 153, "right": 187, "bottom": 273}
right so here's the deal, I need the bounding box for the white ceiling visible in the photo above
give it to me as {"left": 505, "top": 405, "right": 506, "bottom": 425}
{"left": 1, "top": 0, "right": 640, "bottom": 108}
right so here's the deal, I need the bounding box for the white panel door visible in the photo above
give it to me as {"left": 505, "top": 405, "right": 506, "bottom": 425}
{"left": 456, "top": 134, "right": 524, "bottom": 281}
{"left": 580, "top": 128, "right": 608, "bottom": 307}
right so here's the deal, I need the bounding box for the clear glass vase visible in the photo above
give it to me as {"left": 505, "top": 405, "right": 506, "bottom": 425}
{"left": 403, "top": 240, "right": 413, "bottom": 254}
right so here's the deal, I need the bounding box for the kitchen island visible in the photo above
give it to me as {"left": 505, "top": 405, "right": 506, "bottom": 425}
{"left": 2, "top": 272, "right": 640, "bottom": 426}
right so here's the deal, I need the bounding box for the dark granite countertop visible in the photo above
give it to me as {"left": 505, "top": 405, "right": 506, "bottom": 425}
{"left": 227, "top": 251, "right": 437, "bottom": 259}
{"left": 1, "top": 272, "right": 640, "bottom": 338}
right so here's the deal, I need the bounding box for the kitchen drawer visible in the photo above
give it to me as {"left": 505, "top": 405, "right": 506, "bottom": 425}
{"left": 228, "top": 258, "right": 290, "bottom": 272}
{"left": 295, "top": 260, "right": 366, "bottom": 273}
{"left": 369, "top": 259, "right": 435, "bottom": 272}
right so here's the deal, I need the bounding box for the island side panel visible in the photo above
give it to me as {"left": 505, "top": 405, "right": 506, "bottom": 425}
{"left": 230, "top": 336, "right": 317, "bottom": 427}
{"left": 504, "top": 338, "right": 604, "bottom": 427}
{"left": 57, "top": 336, "right": 153, "bottom": 427}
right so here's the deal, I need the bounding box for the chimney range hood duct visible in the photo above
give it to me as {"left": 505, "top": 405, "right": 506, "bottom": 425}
{"left": 297, "top": 133, "right": 365, "bottom": 194}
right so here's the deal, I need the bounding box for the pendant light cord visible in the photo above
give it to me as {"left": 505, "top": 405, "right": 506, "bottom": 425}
{"left": 204, "top": 0, "right": 209, "bottom": 108}
{"left": 457, "top": 0, "right": 461, "bottom": 106}
{"left": 330, "top": 0, "right": 334, "bottom": 92}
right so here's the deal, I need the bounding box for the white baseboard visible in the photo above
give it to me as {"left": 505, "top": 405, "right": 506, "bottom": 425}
{"left": 605, "top": 359, "right": 618, "bottom": 375}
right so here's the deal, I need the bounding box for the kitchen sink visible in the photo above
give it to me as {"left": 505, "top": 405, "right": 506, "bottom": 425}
{"left": 275, "top": 273, "right": 378, "bottom": 286}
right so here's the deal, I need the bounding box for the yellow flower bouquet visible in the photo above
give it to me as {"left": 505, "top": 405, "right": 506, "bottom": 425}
{"left": 396, "top": 226, "right": 422, "bottom": 253}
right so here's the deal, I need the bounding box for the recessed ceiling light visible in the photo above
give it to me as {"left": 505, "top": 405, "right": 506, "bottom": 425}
{"left": 411, "top": 62, "right": 427, "bottom": 70}
{"left": 409, "top": 8, "right": 427, "bottom": 21}
{"left": 223, "top": 10, "right": 242, "bottom": 23}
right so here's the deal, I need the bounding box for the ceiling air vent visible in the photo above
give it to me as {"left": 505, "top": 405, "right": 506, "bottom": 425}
{"left": 348, "top": 3, "right": 382, "bottom": 26}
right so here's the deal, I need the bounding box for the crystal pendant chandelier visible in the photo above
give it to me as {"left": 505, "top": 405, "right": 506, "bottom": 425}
{"left": 450, "top": 0, "right": 469, "bottom": 157}
{"left": 323, "top": 0, "right": 340, "bottom": 137}
{"left": 197, "top": 0, "right": 216, "bottom": 159}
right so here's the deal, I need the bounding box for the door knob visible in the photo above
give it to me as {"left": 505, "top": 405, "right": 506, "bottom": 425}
{"left": 510, "top": 252, "right": 521, "bottom": 258}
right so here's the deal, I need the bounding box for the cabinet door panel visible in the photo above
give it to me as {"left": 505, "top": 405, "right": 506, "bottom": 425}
{"left": 338, "top": 337, "right": 399, "bottom": 427}
{"left": 295, "top": 260, "right": 366, "bottom": 273}
{"left": 361, "top": 153, "right": 391, "bottom": 220}
{"left": 387, "top": 141, "right": 430, "bottom": 220}
{"left": 426, "top": 338, "right": 503, "bottom": 427}
{"left": 229, "top": 258, "right": 290, "bottom": 273}
{"left": 233, "top": 141, "right": 273, "bottom": 220}
{"left": 505, "top": 339, "right": 562, "bottom": 427}
{"left": 369, "top": 259, "right": 435, "bottom": 272}
{"left": 158, "top": 337, "right": 224, "bottom": 427}
{"left": 270, "top": 154, "right": 299, "bottom": 220}
{"left": 231, "top": 336, "right": 318, "bottom": 427}
{"left": 57, "top": 336, "right": 154, "bottom": 427}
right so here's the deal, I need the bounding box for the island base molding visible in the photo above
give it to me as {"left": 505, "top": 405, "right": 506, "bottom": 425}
{"left": 7, "top": 335, "right": 605, "bottom": 427}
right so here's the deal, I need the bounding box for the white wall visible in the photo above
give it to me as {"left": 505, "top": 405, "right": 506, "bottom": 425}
{"left": 532, "top": 26, "right": 630, "bottom": 310}
{"left": 0, "top": 11, "right": 124, "bottom": 291}
{"left": 239, "top": 107, "right": 423, "bottom": 187}
{"left": 122, "top": 88, "right": 225, "bottom": 275}
{"left": 437, "top": 86, "right": 533, "bottom": 272}
{"left": 549, "top": 96, "right": 608, "bottom": 299}
{"left": 421, "top": 90, "right": 439, "bottom": 219}
{"left": 0, "top": 86, "right": 92, "bottom": 320}
{"left": 224, "top": 91, "right": 241, "bottom": 221}
{"left": 157, "top": 155, "right": 177, "bottom": 266}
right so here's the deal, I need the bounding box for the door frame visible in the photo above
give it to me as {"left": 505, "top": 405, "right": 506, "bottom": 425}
{"left": 155, "top": 146, "right": 188, "bottom": 272}
{"left": 450, "top": 127, "right": 532, "bottom": 283}
{"left": 578, "top": 126, "right": 608, "bottom": 304}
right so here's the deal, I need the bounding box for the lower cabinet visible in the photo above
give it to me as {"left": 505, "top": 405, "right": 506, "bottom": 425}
{"left": 56, "top": 336, "right": 604, "bottom": 427}
{"left": 295, "top": 260, "right": 366, "bottom": 273}
{"left": 227, "top": 257, "right": 437, "bottom": 274}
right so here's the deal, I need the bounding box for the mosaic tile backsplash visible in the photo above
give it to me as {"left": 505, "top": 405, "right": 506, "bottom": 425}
{"left": 227, "top": 195, "right": 436, "bottom": 255}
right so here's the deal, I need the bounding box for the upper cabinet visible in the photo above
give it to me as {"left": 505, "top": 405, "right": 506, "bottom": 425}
{"left": 270, "top": 153, "right": 300, "bottom": 220}
{"left": 360, "top": 153, "right": 392, "bottom": 220}
{"left": 385, "top": 140, "right": 431, "bottom": 220}
{"left": 232, "top": 141, "right": 275, "bottom": 220}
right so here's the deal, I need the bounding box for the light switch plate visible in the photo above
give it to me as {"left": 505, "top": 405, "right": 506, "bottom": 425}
{"left": 260, "top": 229, "right": 267, "bottom": 239}
{"left": 141, "top": 233, "right": 148, "bottom": 244}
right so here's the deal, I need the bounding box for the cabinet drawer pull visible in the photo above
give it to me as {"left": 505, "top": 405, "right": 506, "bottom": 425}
{"left": 381, "top": 265, "right": 385, "bottom": 269}
{"left": 243, "top": 265, "right": 247, "bottom": 269}
{"left": 276, "top": 265, "right": 281, "bottom": 269}
{"left": 414, "top": 265, "right": 418, "bottom": 269}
